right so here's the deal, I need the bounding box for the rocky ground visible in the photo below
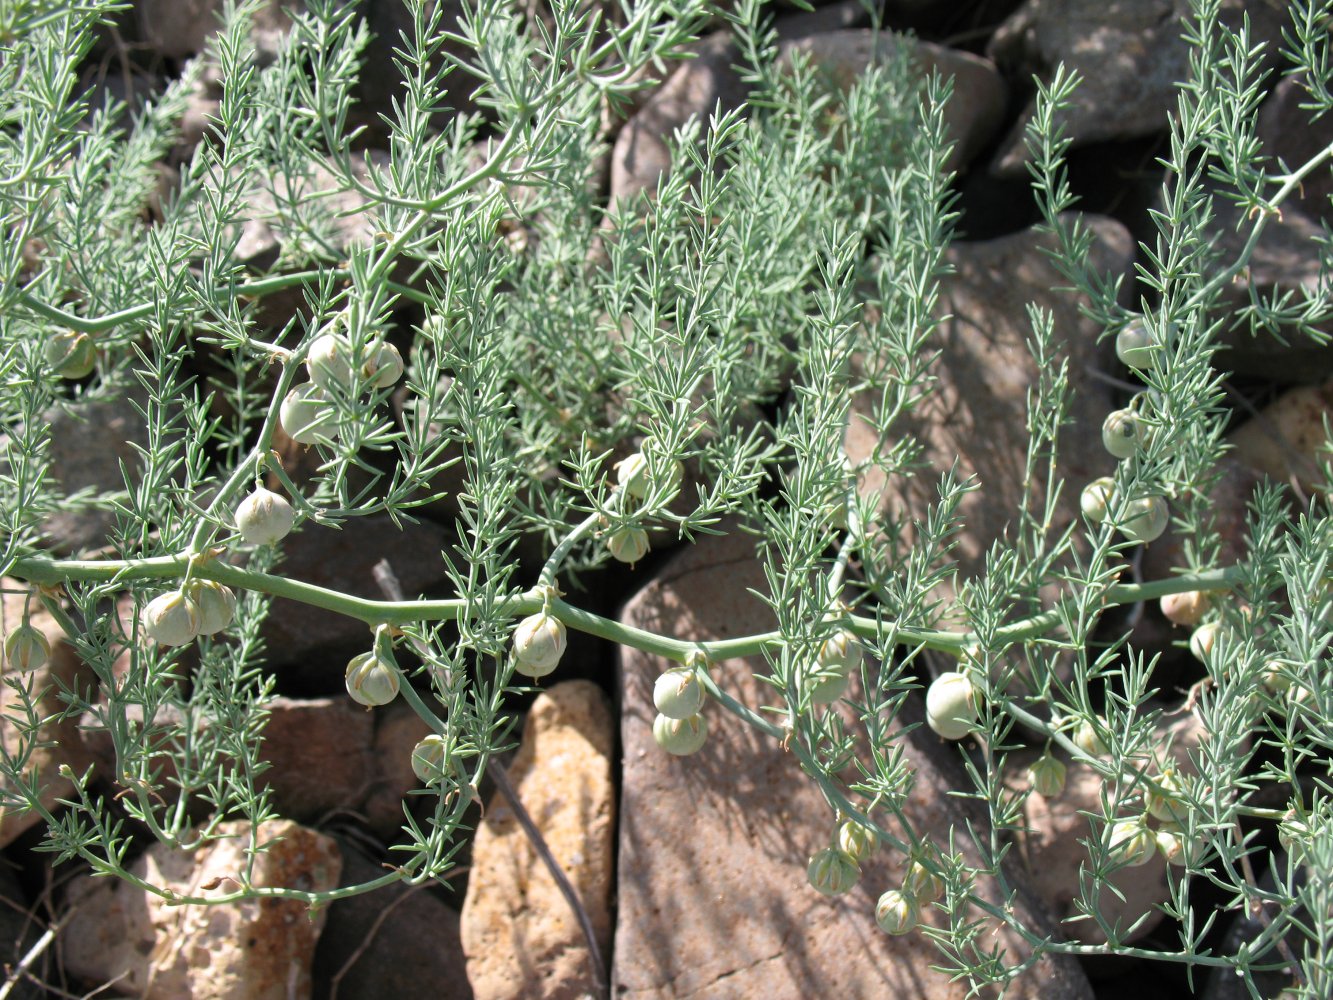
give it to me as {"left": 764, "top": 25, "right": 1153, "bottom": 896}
{"left": 1, "top": 0, "right": 1327, "bottom": 997}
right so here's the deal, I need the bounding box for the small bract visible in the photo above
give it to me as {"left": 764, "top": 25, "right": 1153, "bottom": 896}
{"left": 1027, "top": 753, "right": 1067, "bottom": 798}
{"left": 411, "top": 734, "right": 449, "bottom": 785}
{"left": 142, "top": 589, "right": 203, "bottom": 647}
{"left": 837, "top": 819, "right": 878, "bottom": 863}
{"left": 1160, "top": 590, "right": 1210, "bottom": 627}
{"left": 280, "top": 383, "right": 339, "bottom": 445}
{"left": 4, "top": 623, "right": 49, "bottom": 672}
{"left": 925, "top": 671, "right": 978, "bottom": 740}
{"left": 235, "top": 487, "right": 295, "bottom": 545}
{"left": 1119, "top": 495, "right": 1169, "bottom": 543}
{"left": 806, "top": 848, "right": 859, "bottom": 896}
{"left": 652, "top": 712, "right": 707, "bottom": 755}
{"left": 345, "top": 650, "right": 401, "bottom": 708}
{"left": 1102, "top": 408, "right": 1146, "bottom": 459}
{"left": 875, "top": 889, "right": 919, "bottom": 935}
{"left": 190, "top": 580, "right": 237, "bottom": 636}
{"left": 512, "top": 611, "right": 566, "bottom": 678}
{"left": 653, "top": 667, "right": 704, "bottom": 720}
{"left": 1080, "top": 477, "right": 1114, "bottom": 523}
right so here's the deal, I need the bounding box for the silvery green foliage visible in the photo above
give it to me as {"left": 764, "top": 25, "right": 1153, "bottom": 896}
{"left": 0, "top": 0, "right": 1331, "bottom": 995}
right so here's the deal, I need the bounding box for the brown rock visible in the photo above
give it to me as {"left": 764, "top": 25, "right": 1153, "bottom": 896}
{"left": 362, "top": 698, "right": 435, "bottom": 842}
{"left": 0, "top": 585, "right": 91, "bottom": 848}
{"left": 461, "top": 681, "right": 616, "bottom": 1000}
{"left": 313, "top": 839, "right": 471, "bottom": 1000}
{"left": 257, "top": 696, "right": 375, "bottom": 823}
{"left": 63, "top": 819, "right": 342, "bottom": 999}
{"left": 1227, "top": 380, "right": 1333, "bottom": 493}
{"left": 614, "top": 529, "right": 1092, "bottom": 998}
{"left": 846, "top": 216, "right": 1134, "bottom": 613}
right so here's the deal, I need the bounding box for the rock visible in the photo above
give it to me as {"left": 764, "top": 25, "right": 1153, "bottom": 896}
{"left": 1227, "top": 380, "right": 1333, "bottom": 493}
{"left": 256, "top": 697, "right": 375, "bottom": 824}
{"left": 461, "top": 681, "right": 616, "bottom": 1000}
{"left": 63, "top": 819, "right": 342, "bottom": 999}
{"left": 846, "top": 216, "right": 1134, "bottom": 612}
{"left": 257, "top": 513, "right": 451, "bottom": 686}
{"left": 313, "top": 838, "right": 471, "bottom": 1000}
{"left": 609, "top": 3, "right": 875, "bottom": 209}
{"left": 1140, "top": 458, "right": 1262, "bottom": 584}
{"left": 986, "top": 0, "right": 1287, "bottom": 176}
{"left": 0, "top": 584, "right": 92, "bottom": 849}
{"left": 41, "top": 387, "right": 151, "bottom": 554}
{"left": 778, "top": 32, "right": 1008, "bottom": 172}
{"left": 614, "top": 528, "right": 1092, "bottom": 998}
{"left": 1010, "top": 712, "right": 1206, "bottom": 945}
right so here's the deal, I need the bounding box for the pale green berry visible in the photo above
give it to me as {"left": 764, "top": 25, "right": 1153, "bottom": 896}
{"left": 925, "top": 671, "right": 978, "bottom": 740}
{"left": 365, "top": 341, "right": 404, "bottom": 389}
{"left": 235, "top": 487, "right": 295, "bottom": 545}
{"left": 306, "top": 334, "right": 354, "bottom": 390}
{"left": 616, "top": 449, "right": 683, "bottom": 499}
{"left": 411, "top": 734, "right": 449, "bottom": 785}
{"left": 1145, "top": 767, "right": 1187, "bottom": 822}
{"left": 1116, "top": 321, "right": 1157, "bottom": 371}
{"left": 806, "top": 847, "right": 859, "bottom": 896}
{"left": 805, "top": 641, "right": 853, "bottom": 703}
{"left": 653, "top": 667, "right": 704, "bottom": 720}
{"left": 652, "top": 712, "right": 707, "bottom": 755}
{"left": 1080, "top": 477, "right": 1114, "bottom": 523}
{"left": 142, "top": 589, "right": 203, "bottom": 647}
{"left": 280, "top": 383, "right": 339, "bottom": 445}
{"left": 836, "top": 820, "right": 878, "bottom": 863}
{"left": 606, "top": 525, "right": 650, "bottom": 565}
{"left": 190, "top": 580, "right": 236, "bottom": 636}
{"left": 1108, "top": 818, "right": 1156, "bottom": 867}
{"left": 1119, "top": 495, "right": 1169, "bottom": 543}
{"left": 903, "top": 860, "right": 943, "bottom": 903}
{"left": 1155, "top": 822, "right": 1188, "bottom": 867}
{"left": 1278, "top": 811, "right": 1308, "bottom": 859}
{"left": 45, "top": 330, "right": 96, "bottom": 380}
{"left": 1103, "top": 408, "right": 1146, "bottom": 459}
{"left": 512, "top": 611, "right": 566, "bottom": 678}
{"left": 1160, "top": 590, "right": 1210, "bottom": 627}
{"left": 1072, "top": 717, "right": 1109, "bottom": 757}
{"left": 345, "top": 650, "right": 401, "bottom": 707}
{"left": 4, "top": 623, "right": 49, "bottom": 672}
{"left": 1027, "top": 753, "right": 1067, "bottom": 798}
{"left": 1189, "top": 621, "right": 1222, "bottom": 663}
{"left": 819, "top": 628, "right": 862, "bottom": 673}
{"left": 875, "top": 889, "right": 919, "bottom": 935}
{"left": 1260, "top": 659, "right": 1292, "bottom": 693}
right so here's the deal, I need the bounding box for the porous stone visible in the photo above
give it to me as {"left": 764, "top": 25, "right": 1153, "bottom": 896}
{"left": 986, "top": 0, "right": 1286, "bottom": 176}
{"left": 614, "top": 528, "right": 1092, "bottom": 998}
{"left": 1227, "top": 380, "right": 1333, "bottom": 493}
{"left": 313, "top": 839, "right": 471, "bottom": 999}
{"left": 62, "top": 819, "right": 342, "bottom": 999}
{"left": 461, "top": 680, "right": 616, "bottom": 1000}
{"left": 846, "top": 216, "right": 1134, "bottom": 612}
{"left": 0, "top": 585, "right": 91, "bottom": 849}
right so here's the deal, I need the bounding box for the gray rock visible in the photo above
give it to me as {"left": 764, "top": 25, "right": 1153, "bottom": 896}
{"left": 613, "top": 528, "right": 1092, "bottom": 999}
{"left": 987, "top": 0, "right": 1287, "bottom": 176}
{"left": 461, "top": 681, "right": 616, "bottom": 1000}
{"left": 313, "top": 838, "right": 471, "bottom": 1000}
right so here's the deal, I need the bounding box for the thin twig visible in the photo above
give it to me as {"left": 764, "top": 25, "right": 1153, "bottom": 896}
{"left": 0, "top": 905, "right": 75, "bottom": 1000}
{"left": 371, "top": 559, "right": 608, "bottom": 999}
